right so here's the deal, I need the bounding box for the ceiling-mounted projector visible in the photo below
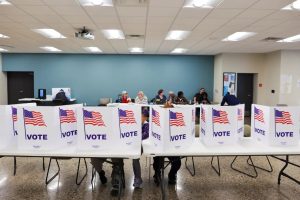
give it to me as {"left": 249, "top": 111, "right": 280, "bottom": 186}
{"left": 75, "top": 27, "right": 95, "bottom": 40}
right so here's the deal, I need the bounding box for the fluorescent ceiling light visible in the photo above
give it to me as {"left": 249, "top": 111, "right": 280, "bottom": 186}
{"left": 40, "top": 46, "right": 62, "bottom": 52}
{"left": 277, "top": 34, "right": 300, "bottom": 43}
{"left": 83, "top": 46, "right": 102, "bottom": 53}
{"left": 0, "top": 0, "right": 11, "bottom": 5}
{"left": 165, "top": 30, "right": 190, "bottom": 40}
{"left": 184, "top": 0, "right": 223, "bottom": 8}
{"left": 222, "top": 32, "right": 256, "bottom": 41}
{"left": 79, "top": 0, "right": 113, "bottom": 6}
{"left": 129, "top": 47, "right": 143, "bottom": 53}
{"left": 171, "top": 48, "right": 188, "bottom": 54}
{"left": 33, "top": 29, "right": 66, "bottom": 39}
{"left": 0, "top": 33, "right": 9, "bottom": 38}
{"left": 0, "top": 48, "right": 8, "bottom": 52}
{"left": 102, "top": 29, "right": 125, "bottom": 40}
{"left": 282, "top": 0, "right": 300, "bottom": 10}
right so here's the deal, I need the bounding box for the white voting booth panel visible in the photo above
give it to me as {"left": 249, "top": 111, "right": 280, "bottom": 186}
{"left": 77, "top": 105, "right": 141, "bottom": 153}
{"left": 200, "top": 105, "right": 243, "bottom": 146}
{"left": 150, "top": 105, "right": 194, "bottom": 151}
{"left": 16, "top": 105, "right": 82, "bottom": 151}
{"left": 251, "top": 104, "right": 300, "bottom": 146}
{"left": 0, "top": 103, "right": 36, "bottom": 149}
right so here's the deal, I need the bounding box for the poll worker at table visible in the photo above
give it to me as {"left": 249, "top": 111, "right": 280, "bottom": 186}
{"left": 153, "top": 103, "right": 181, "bottom": 185}
{"left": 175, "top": 91, "right": 188, "bottom": 105}
{"left": 193, "top": 88, "right": 206, "bottom": 104}
{"left": 167, "top": 91, "right": 176, "bottom": 104}
{"left": 132, "top": 109, "right": 149, "bottom": 188}
{"left": 201, "top": 92, "right": 211, "bottom": 104}
{"left": 221, "top": 92, "right": 240, "bottom": 106}
{"left": 135, "top": 91, "right": 148, "bottom": 104}
{"left": 120, "top": 90, "right": 131, "bottom": 103}
{"left": 153, "top": 89, "right": 167, "bottom": 105}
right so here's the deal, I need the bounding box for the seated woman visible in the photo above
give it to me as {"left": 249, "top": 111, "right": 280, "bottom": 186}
{"left": 135, "top": 91, "right": 148, "bottom": 104}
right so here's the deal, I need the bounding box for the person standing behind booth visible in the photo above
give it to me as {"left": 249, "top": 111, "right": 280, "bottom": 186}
{"left": 175, "top": 91, "right": 188, "bottom": 105}
{"left": 154, "top": 89, "right": 167, "bottom": 105}
{"left": 153, "top": 103, "right": 181, "bottom": 186}
{"left": 132, "top": 109, "right": 149, "bottom": 188}
{"left": 221, "top": 92, "right": 240, "bottom": 106}
{"left": 121, "top": 91, "right": 131, "bottom": 103}
{"left": 135, "top": 91, "right": 148, "bottom": 104}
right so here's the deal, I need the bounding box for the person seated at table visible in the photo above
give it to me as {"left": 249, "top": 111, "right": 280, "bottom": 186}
{"left": 167, "top": 91, "right": 176, "bottom": 104}
{"left": 154, "top": 89, "right": 167, "bottom": 105}
{"left": 121, "top": 90, "right": 131, "bottom": 103}
{"left": 135, "top": 91, "right": 148, "bottom": 104}
{"left": 193, "top": 88, "right": 206, "bottom": 104}
{"left": 221, "top": 92, "right": 240, "bottom": 106}
{"left": 201, "top": 92, "right": 211, "bottom": 104}
{"left": 175, "top": 91, "right": 188, "bottom": 105}
{"left": 153, "top": 103, "right": 181, "bottom": 185}
{"left": 91, "top": 158, "right": 124, "bottom": 196}
{"left": 132, "top": 109, "right": 149, "bottom": 188}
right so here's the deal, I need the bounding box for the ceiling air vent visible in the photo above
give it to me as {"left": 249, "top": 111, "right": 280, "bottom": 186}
{"left": 261, "top": 37, "right": 283, "bottom": 42}
{"left": 125, "top": 34, "right": 144, "bottom": 39}
{"left": 114, "top": 0, "right": 149, "bottom": 7}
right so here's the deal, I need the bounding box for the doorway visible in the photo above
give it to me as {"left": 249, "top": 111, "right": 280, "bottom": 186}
{"left": 237, "top": 73, "right": 254, "bottom": 117}
{"left": 7, "top": 72, "right": 34, "bottom": 104}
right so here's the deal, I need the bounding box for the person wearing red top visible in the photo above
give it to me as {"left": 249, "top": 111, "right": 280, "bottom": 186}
{"left": 121, "top": 90, "right": 131, "bottom": 103}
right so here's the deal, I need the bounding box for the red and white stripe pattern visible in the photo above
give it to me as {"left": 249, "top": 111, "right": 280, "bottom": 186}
{"left": 169, "top": 111, "right": 185, "bottom": 126}
{"left": 84, "top": 110, "right": 106, "bottom": 126}
{"left": 212, "top": 109, "right": 229, "bottom": 124}
{"left": 152, "top": 109, "right": 160, "bottom": 126}
{"left": 24, "top": 109, "right": 47, "bottom": 127}
{"left": 60, "top": 109, "right": 76, "bottom": 124}
{"left": 238, "top": 108, "right": 243, "bottom": 121}
{"left": 119, "top": 109, "right": 136, "bottom": 124}
{"left": 275, "top": 110, "right": 293, "bottom": 125}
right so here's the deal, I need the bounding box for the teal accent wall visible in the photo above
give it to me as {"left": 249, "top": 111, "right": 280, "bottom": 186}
{"left": 2, "top": 54, "right": 214, "bottom": 106}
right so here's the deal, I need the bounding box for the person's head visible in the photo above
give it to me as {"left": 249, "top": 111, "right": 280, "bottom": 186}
{"left": 137, "top": 91, "right": 144, "bottom": 99}
{"left": 168, "top": 91, "right": 175, "bottom": 97}
{"left": 226, "top": 92, "right": 230, "bottom": 96}
{"left": 142, "top": 109, "right": 149, "bottom": 123}
{"left": 177, "top": 91, "right": 184, "bottom": 98}
{"left": 122, "top": 90, "right": 128, "bottom": 98}
{"left": 200, "top": 88, "right": 205, "bottom": 94}
{"left": 158, "top": 89, "right": 164, "bottom": 96}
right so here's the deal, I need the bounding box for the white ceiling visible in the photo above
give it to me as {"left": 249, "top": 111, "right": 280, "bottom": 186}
{"left": 0, "top": 0, "right": 300, "bottom": 55}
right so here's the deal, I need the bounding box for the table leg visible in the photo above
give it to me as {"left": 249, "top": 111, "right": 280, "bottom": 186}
{"left": 211, "top": 156, "right": 221, "bottom": 176}
{"left": 42, "top": 157, "right": 45, "bottom": 171}
{"left": 13, "top": 157, "right": 17, "bottom": 176}
{"left": 230, "top": 156, "right": 258, "bottom": 178}
{"left": 185, "top": 157, "right": 196, "bottom": 177}
{"left": 247, "top": 156, "right": 273, "bottom": 173}
{"left": 160, "top": 157, "right": 166, "bottom": 200}
{"left": 76, "top": 158, "right": 88, "bottom": 185}
{"left": 45, "top": 158, "right": 60, "bottom": 185}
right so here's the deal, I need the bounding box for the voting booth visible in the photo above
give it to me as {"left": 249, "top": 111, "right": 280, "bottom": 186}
{"left": 16, "top": 104, "right": 82, "bottom": 150}
{"left": 150, "top": 105, "right": 195, "bottom": 151}
{"left": 251, "top": 104, "right": 300, "bottom": 146}
{"left": 0, "top": 103, "right": 36, "bottom": 149}
{"left": 200, "top": 105, "right": 244, "bottom": 146}
{"left": 76, "top": 105, "right": 141, "bottom": 152}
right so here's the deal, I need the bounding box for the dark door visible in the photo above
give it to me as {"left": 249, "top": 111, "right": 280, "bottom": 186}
{"left": 237, "top": 73, "right": 253, "bottom": 117}
{"left": 7, "top": 72, "right": 34, "bottom": 104}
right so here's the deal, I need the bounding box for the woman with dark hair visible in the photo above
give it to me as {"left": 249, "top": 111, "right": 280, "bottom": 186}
{"left": 153, "top": 89, "right": 167, "bottom": 105}
{"left": 175, "top": 91, "right": 188, "bottom": 105}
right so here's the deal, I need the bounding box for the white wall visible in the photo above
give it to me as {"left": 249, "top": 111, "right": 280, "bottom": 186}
{"left": 213, "top": 51, "right": 283, "bottom": 106}
{"left": 213, "top": 53, "right": 265, "bottom": 104}
{"left": 0, "top": 54, "right": 7, "bottom": 104}
{"left": 279, "top": 50, "right": 300, "bottom": 106}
